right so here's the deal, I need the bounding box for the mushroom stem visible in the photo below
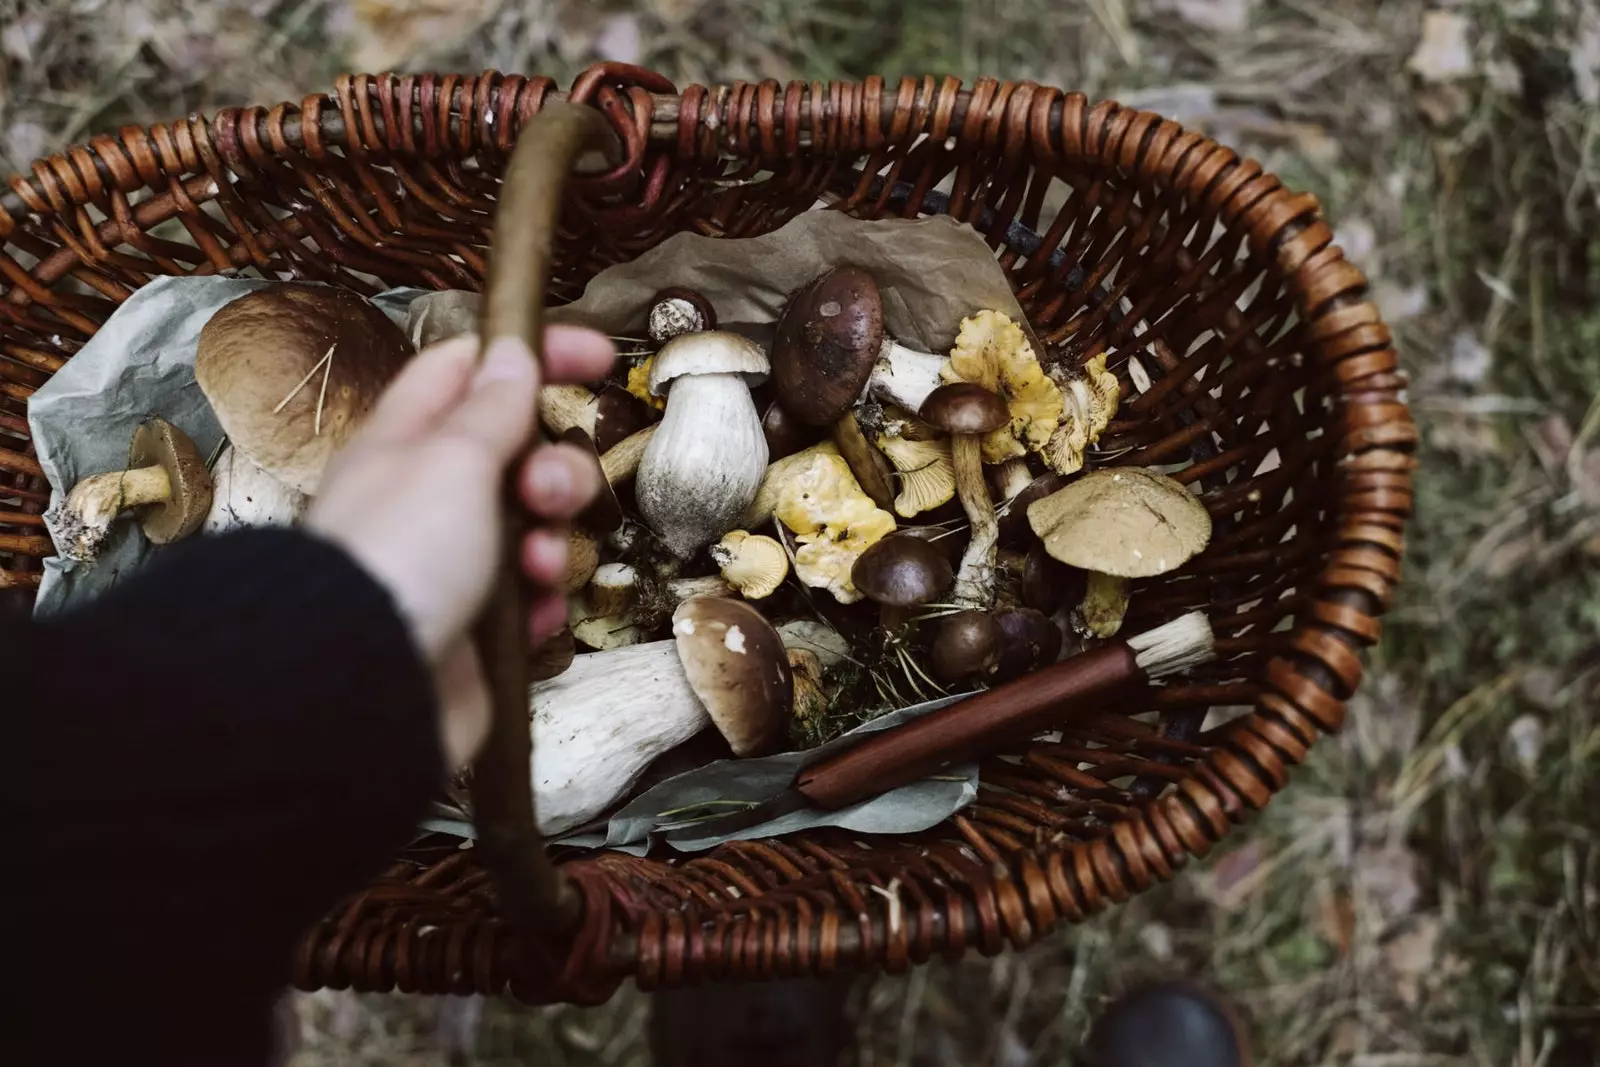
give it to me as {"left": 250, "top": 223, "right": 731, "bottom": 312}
{"left": 949, "top": 434, "right": 998, "bottom": 608}
{"left": 57, "top": 465, "right": 172, "bottom": 562}
{"left": 539, "top": 384, "right": 599, "bottom": 437}
{"left": 995, "top": 457, "right": 1033, "bottom": 501}
{"left": 871, "top": 340, "right": 944, "bottom": 412}
{"left": 830, "top": 412, "right": 896, "bottom": 513}
{"left": 1079, "top": 571, "right": 1131, "bottom": 639}
{"left": 599, "top": 424, "right": 656, "bottom": 484}
{"left": 530, "top": 640, "right": 710, "bottom": 834}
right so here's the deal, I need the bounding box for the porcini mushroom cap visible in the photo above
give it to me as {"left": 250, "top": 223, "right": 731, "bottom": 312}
{"left": 1027, "top": 468, "right": 1213, "bottom": 579}
{"left": 850, "top": 533, "right": 955, "bottom": 607}
{"left": 196, "top": 283, "right": 413, "bottom": 493}
{"left": 920, "top": 383, "right": 1011, "bottom": 436}
{"left": 648, "top": 330, "right": 770, "bottom": 394}
{"left": 771, "top": 266, "right": 886, "bottom": 426}
{"left": 672, "top": 596, "right": 794, "bottom": 757}
{"left": 130, "top": 418, "right": 213, "bottom": 543}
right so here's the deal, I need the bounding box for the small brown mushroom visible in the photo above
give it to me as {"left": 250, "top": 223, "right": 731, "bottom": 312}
{"left": 850, "top": 532, "right": 955, "bottom": 632}
{"left": 196, "top": 283, "right": 412, "bottom": 494}
{"left": 930, "top": 608, "right": 1003, "bottom": 683}
{"left": 1021, "top": 541, "right": 1084, "bottom": 614}
{"left": 993, "top": 463, "right": 1064, "bottom": 546}
{"left": 761, "top": 400, "right": 825, "bottom": 461}
{"left": 920, "top": 383, "right": 1011, "bottom": 608}
{"left": 52, "top": 417, "right": 214, "bottom": 563}
{"left": 672, "top": 596, "right": 794, "bottom": 756}
{"left": 648, "top": 287, "right": 717, "bottom": 343}
{"left": 1028, "top": 468, "right": 1213, "bottom": 638}
{"left": 992, "top": 607, "right": 1063, "bottom": 681}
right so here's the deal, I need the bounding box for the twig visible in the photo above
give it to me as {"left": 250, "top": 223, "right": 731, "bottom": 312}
{"left": 313, "top": 343, "right": 337, "bottom": 436}
{"left": 273, "top": 342, "right": 336, "bottom": 415}
{"left": 204, "top": 434, "right": 230, "bottom": 472}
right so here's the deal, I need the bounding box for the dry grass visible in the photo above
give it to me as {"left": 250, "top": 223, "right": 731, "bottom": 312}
{"left": 6, "top": 1, "right": 1599, "bottom": 1063}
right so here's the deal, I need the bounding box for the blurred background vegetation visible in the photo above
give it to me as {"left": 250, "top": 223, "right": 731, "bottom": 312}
{"left": 5, "top": 1, "right": 1598, "bottom": 1063}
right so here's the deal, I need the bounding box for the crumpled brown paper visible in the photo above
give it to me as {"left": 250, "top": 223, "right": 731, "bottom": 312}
{"left": 549, "top": 211, "right": 1028, "bottom": 351}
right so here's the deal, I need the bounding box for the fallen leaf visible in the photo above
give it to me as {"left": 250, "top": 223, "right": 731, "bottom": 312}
{"left": 1383, "top": 915, "right": 1442, "bottom": 1007}
{"left": 1155, "top": 0, "right": 1252, "bottom": 34}
{"left": 1447, "top": 329, "right": 1492, "bottom": 384}
{"left": 1505, "top": 714, "right": 1545, "bottom": 778}
{"left": 595, "top": 13, "right": 642, "bottom": 64}
{"left": 1408, "top": 10, "right": 1475, "bottom": 83}
{"left": 1573, "top": 5, "right": 1600, "bottom": 105}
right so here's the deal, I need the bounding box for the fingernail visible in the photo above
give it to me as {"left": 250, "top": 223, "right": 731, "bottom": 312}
{"left": 475, "top": 337, "right": 535, "bottom": 386}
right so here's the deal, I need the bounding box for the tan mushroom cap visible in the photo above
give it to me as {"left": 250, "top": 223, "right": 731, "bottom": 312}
{"left": 130, "top": 418, "right": 213, "bottom": 544}
{"left": 671, "top": 596, "right": 794, "bottom": 757}
{"left": 196, "top": 283, "right": 413, "bottom": 493}
{"left": 1027, "top": 468, "right": 1213, "bottom": 578}
{"left": 648, "top": 330, "right": 770, "bottom": 393}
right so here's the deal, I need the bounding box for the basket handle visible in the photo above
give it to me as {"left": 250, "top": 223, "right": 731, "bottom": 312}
{"left": 471, "top": 102, "right": 621, "bottom": 936}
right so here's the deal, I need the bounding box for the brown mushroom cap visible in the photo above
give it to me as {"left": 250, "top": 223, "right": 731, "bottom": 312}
{"left": 196, "top": 283, "right": 413, "bottom": 494}
{"left": 771, "top": 266, "right": 886, "bottom": 426}
{"left": 559, "top": 427, "right": 625, "bottom": 533}
{"left": 761, "top": 400, "right": 825, "bottom": 461}
{"left": 1027, "top": 468, "right": 1213, "bottom": 578}
{"left": 992, "top": 607, "right": 1063, "bottom": 681}
{"left": 920, "top": 383, "right": 1011, "bottom": 436}
{"left": 672, "top": 596, "right": 794, "bottom": 757}
{"left": 996, "top": 471, "right": 1065, "bottom": 545}
{"left": 1021, "top": 541, "right": 1085, "bottom": 612}
{"left": 593, "top": 383, "right": 654, "bottom": 454}
{"left": 850, "top": 533, "right": 955, "bottom": 607}
{"left": 931, "top": 609, "right": 1003, "bottom": 682}
{"left": 129, "top": 418, "right": 213, "bottom": 543}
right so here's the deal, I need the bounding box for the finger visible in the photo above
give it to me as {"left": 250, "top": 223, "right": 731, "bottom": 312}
{"left": 358, "top": 335, "right": 478, "bottom": 445}
{"left": 521, "top": 526, "right": 568, "bottom": 587}
{"left": 527, "top": 594, "right": 570, "bottom": 644}
{"left": 433, "top": 639, "right": 491, "bottom": 768}
{"left": 519, "top": 442, "right": 602, "bottom": 520}
{"left": 541, "top": 325, "right": 616, "bottom": 384}
{"left": 437, "top": 336, "right": 541, "bottom": 460}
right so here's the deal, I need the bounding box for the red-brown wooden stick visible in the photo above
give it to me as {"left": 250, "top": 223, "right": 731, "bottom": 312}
{"left": 798, "top": 643, "right": 1143, "bottom": 810}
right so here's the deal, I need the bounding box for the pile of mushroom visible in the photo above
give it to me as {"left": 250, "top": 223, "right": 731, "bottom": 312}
{"left": 53, "top": 267, "right": 1218, "bottom": 839}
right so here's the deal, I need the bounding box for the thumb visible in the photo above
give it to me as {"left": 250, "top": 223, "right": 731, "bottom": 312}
{"left": 438, "top": 335, "right": 542, "bottom": 461}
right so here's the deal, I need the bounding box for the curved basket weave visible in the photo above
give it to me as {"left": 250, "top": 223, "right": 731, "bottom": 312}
{"left": 0, "top": 64, "right": 1415, "bottom": 1004}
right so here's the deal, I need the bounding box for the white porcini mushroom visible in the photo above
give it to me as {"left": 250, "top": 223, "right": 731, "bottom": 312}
{"left": 202, "top": 445, "right": 308, "bottom": 534}
{"left": 635, "top": 331, "right": 770, "bottom": 559}
{"left": 530, "top": 597, "right": 791, "bottom": 834}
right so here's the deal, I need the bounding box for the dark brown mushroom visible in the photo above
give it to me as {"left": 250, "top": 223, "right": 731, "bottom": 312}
{"left": 995, "top": 467, "right": 1066, "bottom": 546}
{"left": 593, "top": 383, "right": 654, "bottom": 454}
{"left": 1021, "top": 541, "right": 1085, "bottom": 613}
{"left": 930, "top": 609, "right": 1003, "bottom": 683}
{"left": 672, "top": 596, "right": 795, "bottom": 756}
{"left": 920, "top": 383, "right": 1011, "bottom": 609}
{"left": 761, "top": 400, "right": 825, "bottom": 462}
{"left": 992, "top": 607, "right": 1063, "bottom": 681}
{"left": 851, "top": 533, "right": 955, "bottom": 632}
{"left": 771, "top": 266, "right": 885, "bottom": 427}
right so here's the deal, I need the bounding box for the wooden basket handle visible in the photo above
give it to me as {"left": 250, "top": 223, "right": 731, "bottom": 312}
{"left": 471, "top": 102, "right": 621, "bottom": 936}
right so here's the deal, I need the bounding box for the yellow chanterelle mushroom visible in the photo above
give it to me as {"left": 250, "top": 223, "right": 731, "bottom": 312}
{"left": 940, "top": 309, "right": 1064, "bottom": 465}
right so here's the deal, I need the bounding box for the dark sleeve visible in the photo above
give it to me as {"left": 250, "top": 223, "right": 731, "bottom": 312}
{"left": 8, "top": 528, "right": 444, "bottom": 1066}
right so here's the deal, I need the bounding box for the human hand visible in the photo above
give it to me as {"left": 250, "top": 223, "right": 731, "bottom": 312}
{"left": 307, "top": 328, "right": 615, "bottom": 767}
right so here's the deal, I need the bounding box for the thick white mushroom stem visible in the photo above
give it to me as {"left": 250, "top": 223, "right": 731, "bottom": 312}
{"left": 637, "top": 373, "right": 767, "bottom": 558}
{"left": 530, "top": 640, "right": 708, "bottom": 834}
{"left": 949, "top": 434, "right": 998, "bottom": 608}
{"left": 870, "top": 340, "right": 945, "bottom": 411}
{"left": 59, "top": 466, "right": 171, "bottom": 560}
{"left": 599, "top": 424, "right": 656, "bottom": 484}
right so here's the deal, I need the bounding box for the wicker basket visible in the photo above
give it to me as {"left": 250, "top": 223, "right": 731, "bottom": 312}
{"left": 0, "top": 63, "right": 1415, "bottom": 1005}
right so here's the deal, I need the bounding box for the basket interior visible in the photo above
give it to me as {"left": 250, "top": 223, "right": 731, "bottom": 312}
{"left": 0, "top": 71, "right": 1411, "bottom": 1000}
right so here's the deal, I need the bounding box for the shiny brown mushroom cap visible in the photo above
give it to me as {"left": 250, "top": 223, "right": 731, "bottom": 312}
{"left": 196, "top": 283, "right": 413, "bottom": 493}
{"left": 672, "top": 596, "right": 794, "bottom": 757}
{"left": 771, "top": 266, "right": 886, "bottom": 426}
{"left": 850, "top": 533, "right": 955, "bottom": 607}
{"left": 1027, "top": 468, "right": 1213, "bottom": 579}
{"left": 130, "top": 418, "right": 213, "bottom": 544}
{"left": 992, "top": 607, "right": 1063, "bottom": 681}
{"left": 930, "top": 609, "right": 1003, "bottom": 682}
{"left": 919, "top": 382, "right": 1011, "bottom": 436}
